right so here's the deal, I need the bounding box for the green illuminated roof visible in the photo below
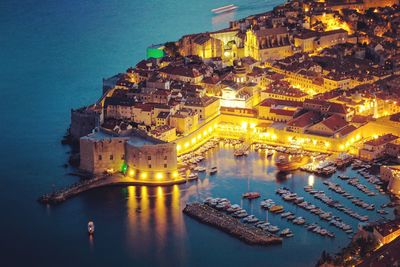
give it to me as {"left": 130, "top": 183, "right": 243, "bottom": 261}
{"left": 147, "top": 44, "right": 165, "bottom": 59}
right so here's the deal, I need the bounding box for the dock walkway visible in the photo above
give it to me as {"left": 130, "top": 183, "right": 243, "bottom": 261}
{"left": 183, "top": 202, "right": 282, "bottom": 246}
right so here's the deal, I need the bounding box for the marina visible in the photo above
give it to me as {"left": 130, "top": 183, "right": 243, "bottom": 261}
{"left": 180, "top": 143, "right": 397, "bottom": 254}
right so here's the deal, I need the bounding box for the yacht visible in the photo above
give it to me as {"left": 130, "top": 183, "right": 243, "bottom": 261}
{"left": 209, "top": 166, "right": 218, "bottom": 175}
{"left": 266, "top": 225, "right": 280, "bottom": 233}
{"left": 242, "top": 192, "right": 261, "bottom": 199}
{"left": 243, "top": 215, "right": 259, "bottom": 223}
{"left": 88, "top": 221, "right": 95, "bottom": 235}
{"left": 270, "top": 205, "right": 284, "bottom": 213}
{"left": 280, "top": 228, "right": 292, "bottom": 237}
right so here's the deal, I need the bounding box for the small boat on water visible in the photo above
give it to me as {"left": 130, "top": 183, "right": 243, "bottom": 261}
{"left": 209, "top": 166, "right": 218, "bottom": 175}
{"left": 269, "top": 205, "right": 284, "bottom": 213}
{"left": 243, "top": 215, "right": 259, "bottom": 223}
{"left": 242, "top": 192, "right": 261, "bottom": 199}
{"left": 194, "top": 166, "right": 206, "bottom": 172}
{"left": 280, "top": 228, "right": 293, "bottom": 237}
{"left": 276, "top": 154, "right": 309, "bottom": 172}
{"left": 88, "top": 221, "right": 95, "bottom": 235}
{"left": 188, "top": 173, "right": 198, "bottom": 180}
{"left": 211, "top": 4, "right": 238, "bottom": 14}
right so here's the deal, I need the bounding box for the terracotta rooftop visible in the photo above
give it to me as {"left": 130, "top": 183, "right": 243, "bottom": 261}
{"left": 270, "top": 108, "right": 296, "bottom": 116}
{"left": 104, "top": 97, "right": 136, "bottom": 107}
{"left": 287, "top": 111, "right": 321, "bottom": 128}
{"left": 337, "top": 124, "right": 357, "bottom": 136}
{"left": 160, "top": 65, "right": 202, "bottom": 78}
{"left": 364, "top": 134, "right": 399, "bottom": 147}
{"left": 320, "top": 114, "right": 348, "bottom": 131}
{"left": 184, "top": 96, "right": 219, "bottom": 107}
{"left": 260, "top": 98, "right": 304, "bottom": 108}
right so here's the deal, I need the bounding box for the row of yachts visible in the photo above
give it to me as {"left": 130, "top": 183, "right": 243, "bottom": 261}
{"left": 178, "top": 138, "right": 220, "bottom": 178}
{"left": 260, "top": 198, "right": 335, "bottom": 238}
{"left": 357, "top": 169, "right": 386, "bottom": 194}
{"left": 203, "top": 197, "right": 293, "bottom": 237}
{"left": 323, "top": 181, "right": 375, "bottom": 211}
{"left": 346, "top": 177, "right": 376, "bottom": 196}
{"left": 303, "top": 186, "right": 369, "bottom": 222}
{"left": 277, "top": 188, "right": 354, "bottom": 235}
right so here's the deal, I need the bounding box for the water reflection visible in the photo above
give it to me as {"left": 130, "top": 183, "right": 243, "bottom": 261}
{"left": 126, "top": 183, "right": 193, "bottom": 263}
{"left": 308, "top": 174, "right": 315, "bottom": 186}
{"left": 88, "top": 234, "right": 94, "bottom": 251}
{"left": 211, "top": 11, "right": 235, "bottom": 29}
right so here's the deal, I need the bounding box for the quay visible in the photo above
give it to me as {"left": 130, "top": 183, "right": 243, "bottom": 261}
{"left": 38, "top": 174, "right": 194, "bottom": 205}
{"left": 183, "top": 202, "right": 282, "bottom": 246}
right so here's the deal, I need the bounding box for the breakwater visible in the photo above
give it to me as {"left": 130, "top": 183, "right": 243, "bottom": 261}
{"left": 38, "top": 174, "right": 192, "bottom": 204}
{"left": 183, "top": 202, "right": 282, "bottom": 246}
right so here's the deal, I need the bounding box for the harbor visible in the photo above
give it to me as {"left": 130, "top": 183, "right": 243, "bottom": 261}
{"left": 176, "top": 141, "right": 397, "bottom": 263}
{"left": 33, "top": 138, "right": 399, "bottom": 266}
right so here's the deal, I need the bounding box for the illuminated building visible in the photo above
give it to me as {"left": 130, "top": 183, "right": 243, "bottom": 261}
{"left": 244, "top": 27, "right": 293, "bottom": 62}
{"left": 169, "top": 109, "right": 199, "bottom": 135}
{"left": 359, "top": 134, "right": 399, "bottom": 161}
{"left": 80, "top": 128, "right": 178, "bottom": 182}
{"left": 80, "top": 130, "right": 129, "bottom": 174}
{"left": 294, "top": 29, "right": 348, "bottom": 53}
{"left": 125, "top": 139, "right": 178, "bottom": 182}
{"left": 373, "top": 219, "right": 400, "bottom": 245}
{"left": 159, "top": 64, "right": 203, "bottom": 84}
{"left": 149, "top": 125, "right": 177, "bottom": 142}
{"left": 183, "top": 96, "right": 220, "bottom": 120}
{"left": 178, "top": 33, "right": 224, "bottom": 59}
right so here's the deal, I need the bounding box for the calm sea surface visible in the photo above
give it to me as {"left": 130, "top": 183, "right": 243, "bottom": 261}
{"left": 0, "top": 1, "right": 394, "bottom": 266}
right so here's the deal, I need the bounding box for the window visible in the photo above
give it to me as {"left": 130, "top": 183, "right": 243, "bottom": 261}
{"left": 121, "top": 154, "right": 124, "bottom": 160}
{"left": 164, "top": 156, "right": 167, "bottom": 160}
{"left": 148, "top": 155, "right": 151, "bottom": 160}
{"left": 98, "top": 155, "right": 102, "bottom": 160}
{"left": 148, "top": 164, "right": 152, "bottom": 168}
{"left": 110, "top": 155, "right": 113, "bottom": 160}
{"left": 164, "top": 164, "right": 167, "bottom": 168}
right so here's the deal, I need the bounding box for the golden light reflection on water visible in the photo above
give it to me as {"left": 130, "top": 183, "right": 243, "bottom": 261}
{"left": 308, "top": 175, "right": 315, "bottom": 186}
{"left": 206, "top": 147, "right": 278, "bottom": 181}
{"left": 125, "top": 183, "right": 195, "bottom": 261}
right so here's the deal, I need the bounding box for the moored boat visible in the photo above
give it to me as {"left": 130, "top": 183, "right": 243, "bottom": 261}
{"left": 275, "top": 154, "right": 309, "bottom": 172}
{"left": 242, "top": 192, "right": 261, "bottom": 199}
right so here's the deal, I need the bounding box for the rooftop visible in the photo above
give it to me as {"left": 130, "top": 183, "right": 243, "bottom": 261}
{"left": 364, "top": 134, "right": 399, "bottom": 147}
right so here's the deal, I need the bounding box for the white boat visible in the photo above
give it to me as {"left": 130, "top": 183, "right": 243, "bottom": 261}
{"left": 209, "top": 166, "right": 218, "bottom": 175}
{"left": 211, "top": 4, "right": 238, "bottom": 14}
{"left": 243, "top": 215, "right": 259, "bottom": 223}
{"left": 280, "top": 228, "right": 292, "bottom": 236}
{"left": 267, "top": 225, "right": 280, "bottom": 233}
{"left": 195, "top": 166, "right": 206, "bottom": 172}
{"left": 88, "top": 221, "right": 95, "bottom": 235}
{"left": 227, "top": 204, "right": 241, "bottom": 213}
{"left": 188, "top": 173, "right": 198, "bottom": 180}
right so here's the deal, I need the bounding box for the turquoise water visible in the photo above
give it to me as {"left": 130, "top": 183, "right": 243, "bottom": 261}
{"left": 0, "top": 1, "right": 393, "bottom": 266}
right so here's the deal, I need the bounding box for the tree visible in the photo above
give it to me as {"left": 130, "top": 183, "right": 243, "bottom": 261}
{"left": 164, "top": 42, "right": 180, "bottom": 57}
